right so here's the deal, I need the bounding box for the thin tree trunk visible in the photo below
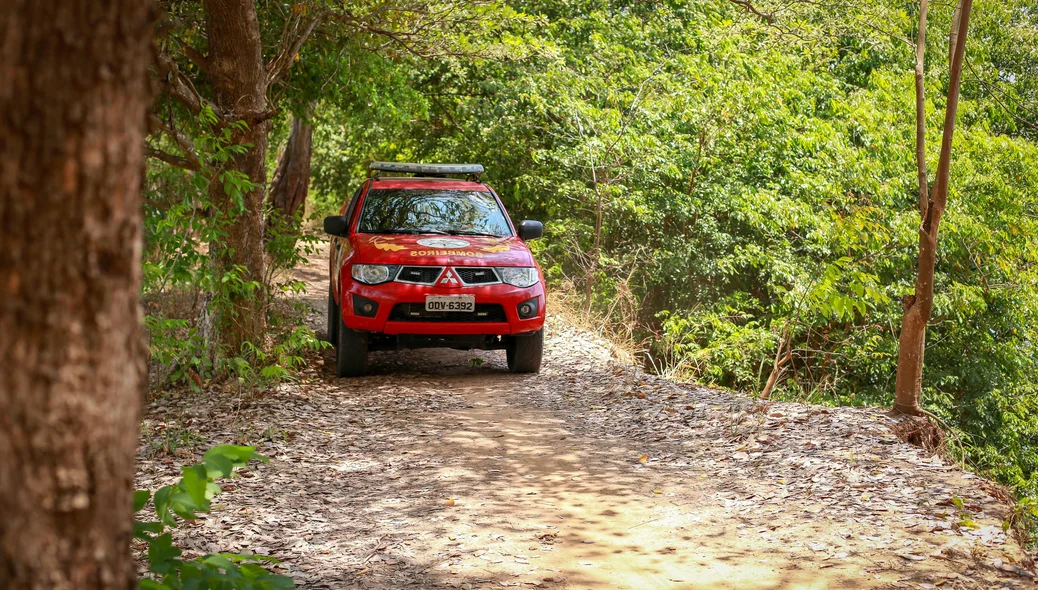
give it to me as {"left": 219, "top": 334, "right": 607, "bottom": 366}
{"left": 914, "top": 0, "right": 930, "bottom": 217}
{"left": 760, "top": 325, "right": 793, "bottom": 400}
{"left": 0, "top": 1, "right": 153, "bottom": 587}
{"left": 203, "top": 0, "right": 271, "bottom": 353}
{"left": 267, "top": 110, "right": 314, "bottom": 233}
{"left": 948, "top": 2, "right": 962, "bottom": 66}
{"left": 894, "top": 0, "right": 973, "bottom": 415}
{"left": 585, "top": 183, "right": 603, "bottom": 314}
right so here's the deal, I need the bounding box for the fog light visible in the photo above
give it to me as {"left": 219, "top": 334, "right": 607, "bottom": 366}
{"left": 352, "top": 295, "right": 379, "bottom": 318}
{"left": 517, "top": 296, "right": 539, "bottom": 319}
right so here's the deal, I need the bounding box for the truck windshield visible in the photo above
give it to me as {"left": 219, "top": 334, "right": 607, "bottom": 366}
{"left": 358, "top": 189, "right": 513, "bottom": 237}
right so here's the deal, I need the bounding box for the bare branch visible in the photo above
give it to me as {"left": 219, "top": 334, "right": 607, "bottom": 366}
{"left": 154, "top": 46, "right": 221, "bottom": 117}
{"left": 148, "top": 114, "right": 203, "bottom": 172}
{"left": 726, "top": 0, "right": 912, "bottom": 47}
{"left": 327, "top": 3, "right": 505, "bottom": 61}
{"left": 144, "top": 146, "right": 200, "bottom": 172}
{"left": 175, "top": 38, "right": 210, "bottom": 73}
{"left": 728, "top": 0, "right": 775, "bottom": 24}
{"left": 964, "top": 58, "right": 1038, "bottom": 134}
{"left": 267, "top": 10, "right": 329, "bottom": 88}
{"left": 604, "top": 59, "right": 669, "bottom": 158}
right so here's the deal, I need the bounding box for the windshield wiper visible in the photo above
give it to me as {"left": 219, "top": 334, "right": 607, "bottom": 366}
{"left": 446, "top": 230, "right": 504, "bottom": 237}
{"left": 368, "top": 229, "right": 449, "bottom": 235}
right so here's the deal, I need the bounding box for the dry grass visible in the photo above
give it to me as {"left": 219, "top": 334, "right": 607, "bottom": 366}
{"left": 546, "top": 285, "right": 641, "bottom": 366}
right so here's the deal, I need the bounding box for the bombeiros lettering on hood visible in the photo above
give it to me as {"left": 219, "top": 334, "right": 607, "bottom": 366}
{"left": 412, "top": 250, "right": 485, "bottom": 257}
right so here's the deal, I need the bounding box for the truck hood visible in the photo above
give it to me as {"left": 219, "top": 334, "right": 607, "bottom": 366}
{"left": 352, "top": 234, "right": 535, "bottom": 267}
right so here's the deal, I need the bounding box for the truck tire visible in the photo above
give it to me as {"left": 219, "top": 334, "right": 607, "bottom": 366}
{"left": 327, "top": 287, "right": 340, "bottom": 345}
{"left": 336, "top": 317, "right": 368, "bottom": 377}
{"left": 507, "top": 329, "right": 543, "bottom": 373}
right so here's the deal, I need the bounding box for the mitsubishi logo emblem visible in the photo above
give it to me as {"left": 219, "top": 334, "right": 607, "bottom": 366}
{"left": 440, "top": 269, "right": 459, "bottom": 285}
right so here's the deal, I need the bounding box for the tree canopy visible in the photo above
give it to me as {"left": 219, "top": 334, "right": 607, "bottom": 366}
{"left": 143, "top": 0, "right": 1038, "bottom": 526}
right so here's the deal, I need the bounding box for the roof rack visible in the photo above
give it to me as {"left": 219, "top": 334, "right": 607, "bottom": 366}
{"left": 368, "top": 161, "right": 484, "bottom": 180}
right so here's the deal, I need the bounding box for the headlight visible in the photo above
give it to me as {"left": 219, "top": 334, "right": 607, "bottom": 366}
{"left": 496, "top": 267, "right": 539, "bottom": 288}
{"left": 351, "top": 264, "right": 398, "bottom": 285}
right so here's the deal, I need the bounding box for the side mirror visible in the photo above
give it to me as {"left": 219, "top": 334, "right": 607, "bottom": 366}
{"left": 324, "top": 216, "right": 348, "bottom": 237}
{"left": 517, "top": 220, "right": 543, "bottom": 241}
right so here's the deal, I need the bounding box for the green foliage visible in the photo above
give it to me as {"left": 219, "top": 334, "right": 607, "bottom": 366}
{"left": 146, "top": 0, "right": 1038, "bottom": 533}
{"left": 304, "top": 0, "right": 1038, "bottom": 516}
{"left": 135, "top": 446, "right": 294, "bottom": 589}
{"left": 147, "top": 0, "right": 527, "bottom": 391}
{"left": 144, "top": 109, "right": 329, "bottom": 392}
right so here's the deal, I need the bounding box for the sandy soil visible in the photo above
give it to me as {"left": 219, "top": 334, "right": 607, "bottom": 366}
{"left": 135, "top": 248, "right": 1036, "bottom": 589}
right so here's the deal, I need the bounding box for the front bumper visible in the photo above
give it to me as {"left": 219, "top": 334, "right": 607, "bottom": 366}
{"left": 339, "top": 279, "right": 546, "bottom": 336}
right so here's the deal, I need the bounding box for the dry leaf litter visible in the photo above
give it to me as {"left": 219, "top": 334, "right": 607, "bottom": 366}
{"left": 136, "top": 253, "right": 1037, "bottom": 589}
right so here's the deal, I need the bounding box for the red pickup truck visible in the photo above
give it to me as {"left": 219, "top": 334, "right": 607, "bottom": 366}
{"left": 324, "top": 162, "right": 546, "bottom": 377}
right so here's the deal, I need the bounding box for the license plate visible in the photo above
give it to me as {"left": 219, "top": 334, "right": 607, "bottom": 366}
{"left": 425, "top": 295, "right": 475, "bottom": 313}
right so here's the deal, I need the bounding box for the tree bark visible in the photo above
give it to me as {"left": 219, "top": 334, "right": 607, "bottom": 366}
{"left": 203, "top": 0, "right": 271, "bottom": 353}
{"left": 914, "top": 0, "right": 930, "bottom": 217}
{"left": 948, "top": 2, "right": 962, "bottom": 66}
{"left": 267, "top": 111, "right": 314, "bottom": 231}
{"left": 894, "top": 0, "right": 973, "bottom": 415}
{"left": 0, "top": 1, "right": 152, "bottom": 587}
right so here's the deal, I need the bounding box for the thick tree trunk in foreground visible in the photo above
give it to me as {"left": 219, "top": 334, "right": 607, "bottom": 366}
{"left": 267, "top": 112, "right": 314, "bottom": 230}
{"left": 204, "top": 0, "right": 271, "bottom": 353}
{"left": 894, "top": 0, "right": 973, "bottom": 415}
{"left": 0, "top": 1, "right": 152, "bottom": 587}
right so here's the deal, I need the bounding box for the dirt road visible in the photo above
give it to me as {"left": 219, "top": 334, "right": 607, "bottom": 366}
{"left": 136, "top": 253, "right": 1035, "bottom": 589}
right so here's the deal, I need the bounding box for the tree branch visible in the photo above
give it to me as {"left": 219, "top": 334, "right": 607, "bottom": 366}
{"left": 178, "top": 40, "right": 210, "bottom": 73}
{"left": 728, "top": 0, "right": 775, "bottom": 24}
{"left": 154, "top": 46, "right": 220, "bottom": 117}
{"left": 147, "top": 114, "right": 203, "bottom": 172}
{"left": 266, "top": 10, "right": 329, "bottom": 88}
{"left": 326, "top": 4, "right": 504, "bottom": 61}
{"left": 144, "top": 146, "right": 200, "bottom": 172}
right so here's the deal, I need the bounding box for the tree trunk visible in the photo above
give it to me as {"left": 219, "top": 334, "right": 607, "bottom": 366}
{"left": 203, "top": 0, "right": 271, "bottom": 353}
{"left": 0, "top": 1, "right": 152, "bottom": 587}
{"left": 584, "top": 184, "right": 603, "bottom": 314}
{"left": 893, "top": 0, "right": 973, "bottom": 415}
{"left": 760, "top": 325, "right": 792, "bottom": 400}
{"left": 267, "top": 111, "right": 314, "bottom": 233}
{"left": 914, "top": 0, "right": 930, "bottom": 217}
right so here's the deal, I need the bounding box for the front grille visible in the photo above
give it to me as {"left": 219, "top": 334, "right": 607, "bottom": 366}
{"left": 395, "top": 266, "right": 442, "bottom": 284}
{"left": 455, "top": 267, "right": 500, "bottom": 285}
{"left": 388, "top": 303, "right": 507, "bottom": 323}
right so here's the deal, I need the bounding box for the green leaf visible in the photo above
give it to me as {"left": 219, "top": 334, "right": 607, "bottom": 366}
{"left": 181, "top": 464, "right": 209, "bottom": 507}
{"left": 133, "top": 520, "right": 164, "bottom": 540}
{"left": 203, "top": 453, "right": 235, "bottom": 479}
{"left": 203, "top": 445, "right": 269, "bottom": 478}
{"left": 153, "top": 486, "right": 176, "bottom": 527}
{"left": 199, "top": 553, "right": 241, "bottom": 575}
{"left": 134, "top": 490, "right": 152, "bottom": 513}
{"left": 168, "top": 489, "right": 203, "bottom": 520}
{"left": 205, "top": 481, "right": 222, "bottom": 500}
{"left": 148, "top": 533, "right": 182, "bottom": 573}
